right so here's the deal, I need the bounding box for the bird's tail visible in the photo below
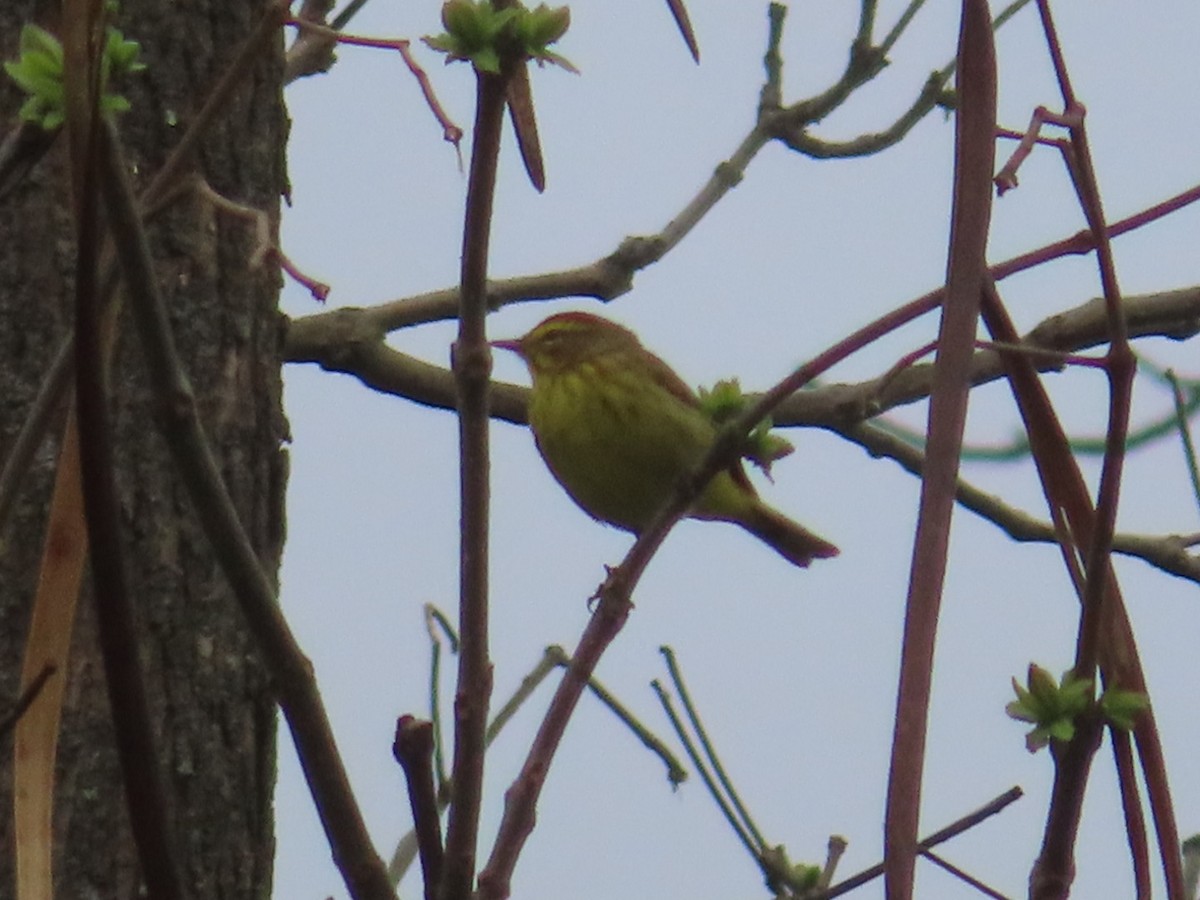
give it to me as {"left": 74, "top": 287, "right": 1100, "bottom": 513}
{"left": 738, "top": 503, "right": 839, "bottom": 568}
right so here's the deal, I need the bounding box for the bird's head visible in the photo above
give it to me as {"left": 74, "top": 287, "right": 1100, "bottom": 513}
{"left": 492, "top": 312, "right": 641, "bottom": 376}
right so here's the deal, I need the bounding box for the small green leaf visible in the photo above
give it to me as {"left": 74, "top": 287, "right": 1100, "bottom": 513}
{"left": 1099, "top": 688, "right": 1149, "bottom": 731}
{"left": 472, "top": 46, "right": 501, "bottom": 74}
{"left": 791, "top": 862, "right": 821, "bottom": 889}
{"left": 530, "top": 48, "right": 578, "bottom": 73}
{"left": 16, "top": 95, "right": 46, "bottom": 124}
{"left": 441, "top": 0, "right": 476, "bottom": 37}
{"left": 20, "top": 24, "right": 64, "bottom": 65}
{"left": 516, "top": 4, "right": 570, "bottom": 47}
{"left": 17, "top": 47, "right": 64, "bottom": 83}
{"left": 423, "top": 34, "right": 461, "bottom": 56}
{"left": 102, "top": 94, "right": 132, "bottom": 114}
{"left": 698, "top": 378, "right": 748, "bottom": 423}
{"left": 41, "top": 107, "right": 65, "bottom": 130}
{"left": 1027, "top": 664, "right": 1059, "bottom": 705}
{"left": 1047, "top": 719, "right": 1075, "bottom": 743}
{"left": 5, "top": 61, "right": 43, "bottom": 96}
{"left": 105, "top": 28, "right": 146, "bottom": 75}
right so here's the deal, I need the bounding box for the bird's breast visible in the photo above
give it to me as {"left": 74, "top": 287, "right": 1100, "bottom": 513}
{"left": 527, "top": 366, "right": 716, "bottom": 530}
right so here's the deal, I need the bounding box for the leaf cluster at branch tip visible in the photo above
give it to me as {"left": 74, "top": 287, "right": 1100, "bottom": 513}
{"left": 1007, "top": 663, "right": 1148, "bottom": 753}
{"left": 1007, "top": 664, "right": 1091, "bottom": 753}
{"left": 698, "top": 379, "right": 794, "bottom": 478}
{"left": 424, "top": 0, "right": 576, "bottom": 74}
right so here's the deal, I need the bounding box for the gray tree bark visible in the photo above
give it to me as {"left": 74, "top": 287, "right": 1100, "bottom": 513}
{"left": 0, "top": 1, "right": 288, "bottom": 896}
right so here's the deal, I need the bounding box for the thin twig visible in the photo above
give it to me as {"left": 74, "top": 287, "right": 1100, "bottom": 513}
{"left": 1109, "top": 727, "right": 1152, "bottom": 900}
{"left": 660, "top": 646, "right": 766, "bottom": 850}
{"left": 477, "top": 577, "right": 635, "bottom": 899}
{"left": 1019, "top": 5, "right": 1178, "bottom": 897}
{"left": 0, "top": 664, "right": 57, "bottom": 739}
{"left": 1166, "top": 369, "right": 1200, "bottom": 514}
{"left": 920, "top": 849, "right": 1012, "bottom": 899}
{"left": 424, "top": 606, "right": 450, "bottom": 796}
{"left": 552, "top": 651, "right": 687, "bottom": 786}
{"left": 281, "top": 166, "right": 1198, "bottom": 359}
{"left": 839, "top": 421, "right": 1200, "bottom": 583}
{"left": 0, "top": 342, "right": 72, "bottom": 538}
{"left": 390, "top": 643, "right": 575, "bottom": 884}
{"left": 285, "top": 18, "right": 463, "bottom": 145}
{"left": 820, "top": 786, "right": 1023, "bottom": 898}
{"left": 650, "top": 680, "right": 759, "bottom": 862}
{"left": 979, "top": 280, "right": 1172, "bottom": 900}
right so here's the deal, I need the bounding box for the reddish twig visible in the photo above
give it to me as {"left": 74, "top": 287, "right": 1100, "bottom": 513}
{"left": 1035, "top": 14, "right": 1132, "bottom": 687}
{"left": 1030, "top": 715, "right": 1105, "bottom": 900}
{"left": 994, "top": 105, "right": 1080, "bottom": 193}
{"left": 1110, "top": 728, "right": 1151, "bottom": 900}
{"left": 920, "top": 850, "right": 1011, "bottom": 900}
{"left": 1005, "top": 6, "right": 1177, "bottom": 897}
{"left": 476, "top": 581, "right": 633, "bottom": 900}
{"left": 884, "top": 4, "right": 996, "bottom": 897}
{"left": 978, "top": 279, "right": 1175, "bottom": 900}
{"left": 277, "top": 248, "right": 331, "bottom": 302}
{"left": 821, "top": 786, "right": 1024, "bottom": 898}
{"left": 191, "top": 177, "right": 331, "bottom": 302}
{"left": 285, "top": 18, "right": 463, "bottom": 147}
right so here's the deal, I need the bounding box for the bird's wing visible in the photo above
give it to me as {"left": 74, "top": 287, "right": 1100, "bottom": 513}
{"left": 642, "top": 349, "right": 763, "bottom": 498}
{"left": 643, "top": 349, "right": 701, "bottom": 407}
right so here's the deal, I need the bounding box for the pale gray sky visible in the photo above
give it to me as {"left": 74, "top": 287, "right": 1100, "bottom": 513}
{"left": 274, "top": 2, "right": 1200, "bottom": 897}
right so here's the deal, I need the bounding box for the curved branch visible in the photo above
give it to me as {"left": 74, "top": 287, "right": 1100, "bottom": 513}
{"left": 840, "top": 421, "right": 1200, "bottom": 584}
{"left": 284, "top": 286, "right": 1200, "bottom": 430}
{"left": 774, "top": 0, "right": 1035, "bottom": 159}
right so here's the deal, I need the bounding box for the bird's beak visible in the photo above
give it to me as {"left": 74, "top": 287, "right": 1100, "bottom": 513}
{"left": 489, "top": 337, "right": 522, "bottom": 355}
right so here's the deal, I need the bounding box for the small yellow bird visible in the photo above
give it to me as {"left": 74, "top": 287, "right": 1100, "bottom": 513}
{"left": 493, "top": 312, "right": 838, "bottom": 567}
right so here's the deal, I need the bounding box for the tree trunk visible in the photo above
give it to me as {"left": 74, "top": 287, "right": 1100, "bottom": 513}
{"left": 0, "top": 1, "right": 287, "bottom": 897}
